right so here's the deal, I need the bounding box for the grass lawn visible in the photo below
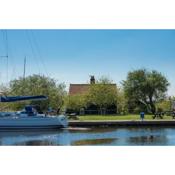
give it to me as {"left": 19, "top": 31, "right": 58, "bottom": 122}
{"left": 78, "top": 114, "right": 174, "bottom": 121}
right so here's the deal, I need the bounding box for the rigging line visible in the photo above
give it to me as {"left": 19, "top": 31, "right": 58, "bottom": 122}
{"left": 1, "top": 30, "right": 9, "bottom": 84}
{"left": 23, "top": 56, "right": 26, "bottom": 79}
{"left": 6, "top": 52, "right": 8, "bottom": 84}
{"left": 0, "top": 31, "right": 3, "bottom": 84}
{"left": 0, "top": 30, "right": 16, "bottom": 83}
{"left": 1, "top": 30, "right": 8, "bottom": 57}
{"left": 7, "top": 35, "right": 17, "bottom": 82}
{"left": 30, "top": 30, "right": 49, "bottom": 77}
{"left": 0, "top": 30, "right": 4, "bottom": 54}
{"left": 27, "top": 30, "right": 42, "bottom": 75}
{"left": 4, "top": 30, "right": 8, "bottom": 57}
{"left": 1, "top": 30, "right": 5, "bottom": 53}
{"left": 25, "top": 30, "right": 41, "bottom": 75}
{"left": 5, "top": 30, "right": 9, "bottom": 84}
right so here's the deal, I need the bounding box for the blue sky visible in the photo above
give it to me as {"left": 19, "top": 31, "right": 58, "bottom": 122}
{"left": 0, "top": 30, "right": 175, "bottom": 95}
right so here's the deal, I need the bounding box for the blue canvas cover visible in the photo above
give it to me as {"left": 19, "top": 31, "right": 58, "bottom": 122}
{"left": 0, "top": 95, "right": 47, "bottom": 102}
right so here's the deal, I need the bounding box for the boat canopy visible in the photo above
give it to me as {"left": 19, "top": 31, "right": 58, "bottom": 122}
{"left": 0, "top": 95, "right": 48, "bottom": 102}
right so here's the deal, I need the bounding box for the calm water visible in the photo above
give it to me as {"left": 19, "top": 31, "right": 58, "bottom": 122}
{"left": 1, "top": 127, "right": 175, "bottom": 146}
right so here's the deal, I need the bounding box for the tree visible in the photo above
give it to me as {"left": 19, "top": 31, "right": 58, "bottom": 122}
{"left": 123, "top": 69, "right": 169, "bottom": 114}
{"left": 8, "top": 74, "right": 66, "bottom": 111}
{"left": 156, "top": 97, "right": 172, "bottom": 112}
{"left": 87, "top": 77, "right": 118, "bottom": 115}
{"left": 116, "top": 88, "right": 128, "bottom": 115}
{"left": 0, "top": 84, "right": 11, "bottom": 111}
{"left": 65, "top": 94, "right": 87, "bottom": 113}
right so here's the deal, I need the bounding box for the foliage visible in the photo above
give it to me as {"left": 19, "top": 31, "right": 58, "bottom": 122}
{"left": 123, "top": 69, "right": 169, "bottom": 114}
{"left": 156, "top": 98, "right": 172, "bottom": 112}
{"left": 8, "top": 74, "right": 66, "bottom": 111}
{"left": 116, "top": 88, "right": 128, "bottom": 115}
{"left": 86, "top": 77, "right": 118, "bottom": 114}
{"left": 65, "top": 94, "right": 87, "bottom": 112}
{"left": 97, "top": 76, "right": 113, "bottom": 84}
{"left": 0, "top": 84, "right": 11, "bottom": 111}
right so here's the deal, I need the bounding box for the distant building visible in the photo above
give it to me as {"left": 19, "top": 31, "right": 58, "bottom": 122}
{"left": 69, "top": 76, "right": 95, "bottom": 96}
{"left": 68, "top": 76, "right": 117, "bottom": 115}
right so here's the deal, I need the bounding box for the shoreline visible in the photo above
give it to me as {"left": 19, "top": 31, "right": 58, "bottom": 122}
{"left": 68, "top": 120, "right": 175, "bottom": 127}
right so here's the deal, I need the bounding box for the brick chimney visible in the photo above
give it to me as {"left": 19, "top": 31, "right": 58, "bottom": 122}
{"left": 90, "top": 75, "right": 95, "bottom": 84}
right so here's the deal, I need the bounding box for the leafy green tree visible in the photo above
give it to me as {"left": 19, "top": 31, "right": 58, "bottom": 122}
{"left": 123, "top": 69, "right": 169, "bottom": 114}
{"left": 116, "top": 89, "right": 128, "bottom": 115}
{"left": 8, "top": 74, "right": 66, "bottom": 111}
{"left": 65, "top": 94, "right": 87, "bottom": 113}
{"left": 0, "top": 84, "right": 11, "bottom": 111}
{"left": 156, "top": 98, "right": 172, "bottom": 112}
{"left": 87, "top": 77, "right": 118, "bottom": 115}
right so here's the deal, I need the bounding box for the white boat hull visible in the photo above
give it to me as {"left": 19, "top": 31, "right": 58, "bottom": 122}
{"left": 0, "top": 115, "right": 68, "bottom": 129}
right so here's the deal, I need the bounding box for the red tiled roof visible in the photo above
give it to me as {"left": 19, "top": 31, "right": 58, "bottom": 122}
{"left": 69, "top": 84, "right": 90, "bottom": 96}
{"left": 69, "top": 83, "right": 116, "bottom": 95}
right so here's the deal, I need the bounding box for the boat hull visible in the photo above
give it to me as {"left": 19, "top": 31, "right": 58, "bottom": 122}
{"left": 0, "top": 115, "right": 68, "bottom": 130}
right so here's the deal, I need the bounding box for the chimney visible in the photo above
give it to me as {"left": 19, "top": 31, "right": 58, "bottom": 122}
{"left": 90, "top": 75, "right": 95, "bottom": 84}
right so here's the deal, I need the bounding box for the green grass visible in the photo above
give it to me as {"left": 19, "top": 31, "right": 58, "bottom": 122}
{"left": 78, "top": 114, "right": 174, "bottom": 121}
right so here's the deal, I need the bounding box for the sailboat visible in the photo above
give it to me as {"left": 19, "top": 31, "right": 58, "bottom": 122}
{"left": 0, "top": 95, "right": 68, "bottom": 129}
{"left": 0, "top": 31, "right": 68, "bottom": 129}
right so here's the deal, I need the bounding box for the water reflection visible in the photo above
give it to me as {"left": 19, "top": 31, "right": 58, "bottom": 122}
{"left": 0, "top": 130, "right": 65, "bottom": 146}
{"left": 72, "top": 138, "right": 117, "bottom": 146}
{"left": 0, "top": 127, "right": 174, "bottom": 146}
{"left": 66, "top": 127, "right": 116, "bottom": 134}
{"left": 127, "top": 135, "right": 168, "bottom": 146}
{"left": 15, "top": 140, "right": 58, "bottom": 146}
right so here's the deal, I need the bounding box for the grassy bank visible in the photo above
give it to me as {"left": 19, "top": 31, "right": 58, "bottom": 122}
{"left": 78, "top": 114, "right": 173, "bottom": 121}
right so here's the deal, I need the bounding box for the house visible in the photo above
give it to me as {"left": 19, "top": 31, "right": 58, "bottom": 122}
{"left": 68, "top": 76, "right": 117, "bottom": 115}
{"left": 69, "top": 76, "right": 95, "bottom": 96}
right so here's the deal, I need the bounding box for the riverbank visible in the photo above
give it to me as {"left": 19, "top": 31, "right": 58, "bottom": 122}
{"left": 68, "top": 115, "right": 175, "bottom": 127}
{"left": 68, "top": 120, "right": 175, "bottom": 127}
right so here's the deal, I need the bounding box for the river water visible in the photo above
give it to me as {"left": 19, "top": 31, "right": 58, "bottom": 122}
{"left": 1, "top": 127, "right": 175, "bottom": 146}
